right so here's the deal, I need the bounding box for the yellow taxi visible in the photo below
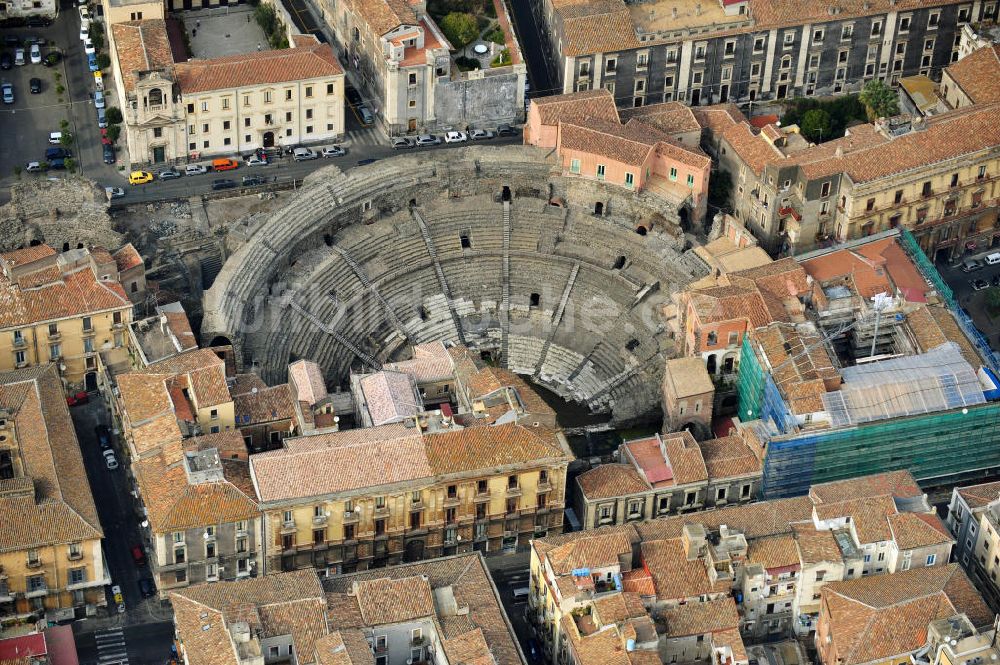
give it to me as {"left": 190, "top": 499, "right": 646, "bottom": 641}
{"left": 128, "top": 170, "right": 154, "bottom": 185}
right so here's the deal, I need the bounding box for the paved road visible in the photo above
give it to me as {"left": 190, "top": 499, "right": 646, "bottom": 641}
{"left": 507, "top": 0, "right": 556, "bottom": 96}
{"left": 486, "top": 552, "right": 537, "bottom": 661}
{"left": 75, "top": 622, "right": 175, "bottom": 665}
{"left": 111, "top": 134, "right": 522, "bottom": 205}
{"left": 69, "top": 400, "right": 174, "bottom": 663}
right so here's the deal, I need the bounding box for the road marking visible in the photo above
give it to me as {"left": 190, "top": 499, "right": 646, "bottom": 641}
{"left": 95, "top": 629, "right": 129, "bottom": 665}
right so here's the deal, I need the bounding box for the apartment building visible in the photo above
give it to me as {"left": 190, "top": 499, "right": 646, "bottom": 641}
{"left": 0, "top": 245, "right": 134, "bottom": 393}
{"left": 110, "top": 20, "right": 345, "bottom": 165}
{"left": 530, "top": 470, "right": 952, "bottom": 664}
{"left": 661, "top": 356, "right": 714, "bottom": 435}
{"left": 133, "top": 432, "right": 262, "bottom": 595}
{"left": 816, "top": 565, "right": 992, "bottom": 665}
{"left": 0, "top": 365, "right": 109, "bottom": 624}
{"left": 322, "top": 0, "right": 526, "bottom": 135}
{"left": 574, "top": 429, "right": 763, "bottom": 528}
{"left": 946, "top": 481, "right": 1000, "bottom": 611}
{"left": 711, "top": 44, "right": 1000, "bottom": 258}
{"left": 0, "top": 0, "right": 57, "bottom": 22}
{"left": 525, "top": 90, "right": 712, "bottom": 226}
{"left": 171, "top": 553, "right": 525, "bottom": 665}
{"left": 251, "top": 416, "right": 571, "bottom": 573}
{"left": 539, "top": 0, "right": 990, "bottom": 109}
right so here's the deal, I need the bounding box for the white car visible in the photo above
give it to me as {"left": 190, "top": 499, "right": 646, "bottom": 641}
{"left": 185, "top": 164, "right": 208, "bottom": 175}
{"left": 321, "top": 145, "right": 345, "bottom": 157}
{"left": 29, "top": 44, "right": 41, "bottom": 64}
{"left": 444, "top": 131, "right": 467, "bottom": 143}
{"left": 93, "top": 89, "right": 105, "bottom": 108}
{"left": 103, "top": 449, "right": 118, "bottom": 470}
{"left": 80, "top": 19, "right": 90, "bottom": 41}
{"left": 78, "top": 4, "right": 89, "bottom": 19}
{"left": 105, "top": 186, "right": 125, "bottom": 198}
{"left": 83, "top": 38, "right": 95, "bottom": 55}
{"left": 245, "top": 155, "right": 268, "bottom": 166}
{"left": 469, "top": 129, "right": 494, "bottom": 140}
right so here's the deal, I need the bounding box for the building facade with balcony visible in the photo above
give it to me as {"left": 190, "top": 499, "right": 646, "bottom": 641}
{"left": 538, "top": 0, "right": 989, "bottom": 110}
{"left": 0, "top": 364, "right": 110, "bottom": 624}
{"left": 251, "top": 417, "right": 572, "bottom": 574}
{"left": 0, "top": 245, "right": 134, "bottom": 393}
{"left": 110, "top": 19, "right": 345, "bottom": 166}
{"left": 946, "top": 481, "right": 1000, "bottom": 611}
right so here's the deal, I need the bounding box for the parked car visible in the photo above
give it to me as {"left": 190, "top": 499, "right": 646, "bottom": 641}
{"left": 211, "top": 178, "right": 236, "bottom": 190}
{"left": 96, "top": 106, "right": 106, "bottom": 127}
{"left": 241, "top": 175, "right": 265, "bottom": 186}
{"left": 469, "top": 129, "right": 494, "bottom": 140}
{"left": 29, "top": 77, "right": 40, "bottom": 93}
{"left": 390, "top": 137, "right": 413, "bottom": 149}
{"left": 970, "top": 278, "right": 989, "bottom": 291}
{"left": 415, "top": 134, "right": 440, "bottom": 146}
{"left": 185, "top": 164, "right": 209, "bottom": 175}
{"left": 1, "top": 82, "right": 12, "bottom": 104}
{"left": 357, "top": 104, "right": 374, "bottom": 125}
{"left": 444, "top": 131, "right": 467, "bottom": 143}
{"left": 105, "top": 186, "right": 124, "bottom": 199}
{"left": 245, "top": 155, "right": 268, "bottom": 166}
{"left": 29, "top": 43, "right": 40, "bottom": 64}
{"left": 128, "top": 170, "right": 153, "bottom": 185}
{"left": 25, "top": 161, "right": 43, "bottom": 172}
{"left": 111, "top": 585, "right": 123, "bottom": 604}
{"left": 961, "top": 258, "right": 983, "bottom": 272}
{"left": 292, "top": 147, "right": 318, "bottom": 161}
{"left": 138, "top": 578, "right": 156, "bottom": 598}
{"left": 27, "top": 16, "right": 51, "bottom": 27}
{"left": 130, "top": 544, "right": 146, "bottom": 566}
{"left": 94, "top": 425, "right": 111, "bottom": 449}
{"left": 66, "top": 390, "right": 88, "bottom": 406}
{"left": 48, "top": 158, "right": 65, "bottom": 170}
{"left": 321, "top": 145, "right": 345, "bottom": 157}
{"left": 46, "top": 147, "right": 70, "bottom": 160}
{"left": 156, "top": 168, "right": 180, "bottom": 180}
{"left": 78, "top": 5, "right": 90, "bottom": 19}
{"left": 0, "top": 52, "right": 10, "bottom": 70}
{"left": 79, "top": 19, "right": 90, "bottom": 41}
{"left": 87, "top": 52, "right": 98, "bottom": 72}
{"left": 102, "top": 143, "right": 115, "bottom": 164}
{"left": 103, "top": 449, "right": 118, "bottom": 470}
{"left": 13, "top": 47, "right": 24, "bottom": 66}
{"left": 496, "top": 123, "right": 516, "bottom": 136}
{"left": 43, "top": 51, "right": 60, "bottom": 67}
{"left": 93, "top": 89, "right": 105, "bottom": 108}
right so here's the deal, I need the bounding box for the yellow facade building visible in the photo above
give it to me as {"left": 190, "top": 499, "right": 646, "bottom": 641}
{"left": 0, "top": 245, "right": 134, "bottom": 393}
{"left": 0, "top": 364, "right": 109, "bottom": 623}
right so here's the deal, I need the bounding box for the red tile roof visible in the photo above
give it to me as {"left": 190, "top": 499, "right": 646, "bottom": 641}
{"left": 174, "top": 40, "right": 342, "bottom": 94}
{"left": 110, "top": 20, "right": 177, "bottom": 95}
{"left": 946, "top": 45, "right": 1000, "bottom": 106}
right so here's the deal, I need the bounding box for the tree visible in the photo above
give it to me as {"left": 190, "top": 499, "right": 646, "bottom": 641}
{"left": 97, "top": 53, "right": 111, "bottom": 70}
{"left": 440, "top": 12, "right": 478, "bottom": 49}
{"left": 800, "top": 108, "right": 833, "bottom": 143}
{"left": 106, "top": 106, "right": 123, "bottom": 125}
{"left": 859, "top": 79, "right": 899, "bottom": 121}
{"left": 107, "top": 125, "right": 121, "bottom": 144}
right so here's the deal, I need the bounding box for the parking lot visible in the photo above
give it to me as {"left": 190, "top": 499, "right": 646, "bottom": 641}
{"left": 936, "top": 254, "right": 1000, "bottom": 351}
{"left": 0, "top": 0, "right": 122, "bottom": 200}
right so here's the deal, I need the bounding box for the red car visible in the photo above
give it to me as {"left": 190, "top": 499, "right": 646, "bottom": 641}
{"left": 131, "top": 545, "right": 146, "bottom": 566}
{"left": 66, "top": 391, "right": 89, "bottom": 406}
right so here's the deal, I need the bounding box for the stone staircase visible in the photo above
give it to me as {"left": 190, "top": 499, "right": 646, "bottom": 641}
{"left": 286, "top": 296, "right": 382, "bottom": 371}
{"left": 500, "top": 200, "right": 511, "bottom": 365}
{"left": 411, "top": 207, "right": 467, "bottom": 345}
{"left": 534, "top": 261, "right": 579, "bottom": 377}
{"left": 329, "top": 245, "right": 414, "bottom": 344}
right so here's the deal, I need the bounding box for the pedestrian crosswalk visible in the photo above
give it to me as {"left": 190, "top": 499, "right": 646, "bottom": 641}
{"left": 345, "top": 126, "right": 386, "bottom": 148}
{"left": 95, "top": 628, "right": 129, "bottom": 665}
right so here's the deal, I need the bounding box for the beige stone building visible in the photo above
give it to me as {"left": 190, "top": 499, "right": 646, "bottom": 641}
{"left": 0, "top": 245, "right": 134, "bottom": 393}
{"left": 661, "top": 356, "right": 715, "bottom": 436}
{"left": 0, "top": 364, "right": 110, "bottom": 624}
{"left": 110, "top": 21, "right": 345, "bottom": 166}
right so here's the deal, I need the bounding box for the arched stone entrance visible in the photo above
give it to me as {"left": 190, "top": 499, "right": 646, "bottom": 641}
{"left": 263, "top": 131, "right": 275, "bottom": 148}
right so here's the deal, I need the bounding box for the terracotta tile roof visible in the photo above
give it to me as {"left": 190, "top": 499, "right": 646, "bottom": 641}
{"left": 620, "top": 101, "right": 700, "bottom": 136}
{"left": 250, "top": 424, "right": 430, "bottom": 503}
{"left": 692, "top": 104, "right": 745, "bottom": 135}
{"left": 326, "top": 554, "right": 522, "bottom": 665}
{"left": 577, "top": 464, "right": 649, "bottom": 500}
{"left": 314, "top": 630, "right": 373, "bottom": 665}
{"left": 533, "top": 89, "right": 620, "bottom": 127}
{"left": 747, "top": 534, "right": 800, "bottom": 571}
{"left": 720, "top": 121, "right": 785, "bottom": 175}
{"left": 359, "top": 370, "right": 419, "bottom": 426}
{"left": 661, "top": 433, "right": 709, "bottom": 486}
{"left": 733, "top": 258, "right": 811, "bottom": 300}
{"left": 946, "top": 45, "right": 1000, "bottom": 105}
{"left": 230, "top": 373, "right": 267, "bottom": 396}
{"left": 810, "top": 470, "right": 922, "bottom": 504}
{"left": 174, "top": 40, "right": 342, "bottom": 94}
{"left": 698, "top": 434, "right": 761, "bottom": 479}
{"left": 0, "top": 256, "right": 131, "bottom": 330}
{"left": 113, "top": 243, "right": 143, "bottom": 272}
{"left": 634, "top": 496, "right": 814, "bottom": 542}
{"left": 750, "top": 0, "right": 951, "bottom": 31}
{"left": 591, "top": 592, "right": 646, "bottom": 626}
{"left": 660, "top": 597, "right": 739, "bottom": 637}
{"left": 641, "top": 539, "right": 727, "bottom": 601}
{"left": 620, "top": 568, "right": 655, "bottom": 596}
{"left": 956, "top": 481, "right": 1000, "bottom": 510}
{"left": 650, "top": 134, "right": 712, "bottom": 170}
{"left": 110, "top": 20, "right": 176, "bottom": 95}
{"left": 555, "top": 0, "right": 640, "bottom": 56}
{"left": 383, "top": 341, "right": 455, "bottom": 383}
{"left": 117, "top": 372, "right": 175, "bottom": 425}
{"left": 887, "top": 513, "right": 953, "bottom": 551}
{"left": 134, "top": 453, "right": 258, "bottom": 532}
{"left": 441, "top": 628, "right": 493, "bottom": 665}
{"left": 854, "top": 238, "right": 929, "bottom": 303}
{"left": 289, "top": 359, "right": 327, "bottom": 405}
{"left": 801, "top": 244, "right": 896, "bottom": 301}
{"left": 131, "top": 413, "right": 184, "bottom": 457}
{"left": 542, "top": 525, "right": 638, "bottom": 575}
{"left": 792, "top": 522, "right": 844, "bottom": 564}
{"left": 750, "top": 323, "right": 838, "bottom": 414}
{"left": 559, "top": 118, "right": 666, "bottom": 168}
{"left": 814, "top": 495, "right": 898, "bottom": 544}
{"left": 234, "top": 383, "right": 295, "bottom": 425}
{"left": 342, "top": 0, "right": 415, "bottom": 37}
{"left": 354, "top": 576, "right": 435, "bottom": 624}
{"left": 424, "top": 423, "right": 569, "bottom": 475}
{"left": 663, "top": 356, "right": 714, "bottom": 398}
{"left": 688, "top": 284, "right": 777, "bottom": 328}
{"left": 171, "top": 571, "right": 327, "bottom": 665}
{"left": 188, "top": 364, "right": 231, "bottom": 408}
{"left": 821, "top": 564, "right": 992, "bottom": 665}
{"left": 1, "top": 245, "right": 56, "bottom": 265}
{"left": 560, "top": 614, "right": 631, "bottom": 665}
{"left": 0, "top": 364, "right": 103, "bottom": 552}
{"left": 907, "top": 305, "right": 982, "bottom": 369}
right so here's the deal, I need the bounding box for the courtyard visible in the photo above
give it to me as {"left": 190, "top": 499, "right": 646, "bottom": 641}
{"left": 181, "top": 5, "right": 270, "bottom": 59}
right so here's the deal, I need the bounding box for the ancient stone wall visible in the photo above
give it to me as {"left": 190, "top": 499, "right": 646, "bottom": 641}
{"left": 0, "top": 177, "right": 122, "bottom": 252}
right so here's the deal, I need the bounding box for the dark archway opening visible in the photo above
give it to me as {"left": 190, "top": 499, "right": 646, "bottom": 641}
{"left": 324, "top": 234, "right": 333, "bottom": 247}
{"left": 409, "top": 198, "right": 416, "bottom": 207}
{"left": 595, "top": 201, "right": 604, "bottom": 216}
{"left": 263, "top": 131, "right": 275, "bottom": 148}
{"left": 210, "top": 335, "right": 233, "bottom": 348}
{"left": 530, "top": 293, "right": 540, "bottom": 308}
{"left": 679, "top": 207, "right": 691, "bottom": 232}
{"left": 77, "top": 243, "right": 84, "bottom": 249}
{"left": 501, "top": 186, "right": 511, "bottom": 202}
{"left": 706, "top": 355, "right": 717, "bottom": 374}
{"left": 62, "top": 242, "right": 69, "bottom": 252}
{"left": 85, "top": 372, "right": 98, "bottom": 392}
{"left": 612, "top": 255, "right": 626, "bottom": 270}
{"left": 29, "top": 239, "right": 41, "bottom": 246}
{"left": 635, "top": 225, "right": 647, "bottom": 236}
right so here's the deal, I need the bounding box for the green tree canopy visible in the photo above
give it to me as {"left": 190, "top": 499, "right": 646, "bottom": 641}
{"left": 440, "top": 12, "right": 479, "bottom": 49}
{"left": 106, "top": 106, "right": 123, "bottom": 125}
{"left": 800, "top": 108, "right": 833, "bottom": 143}
{"left": 859, "top": 79, "right": 899, "bottom": 121}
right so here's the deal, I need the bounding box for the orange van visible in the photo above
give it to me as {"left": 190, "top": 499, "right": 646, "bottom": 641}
{"left": 212, "top": 158, "right": 239, "bottom": 171}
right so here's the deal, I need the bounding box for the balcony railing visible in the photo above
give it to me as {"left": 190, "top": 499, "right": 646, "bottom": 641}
{"left": 280, "top": 521, "right": 296, "bottom": 533}
{"left": 312, "top": 514, "right": 328, "bottom": 526}
{"left": 343, "top": 511, "right": 359, "bottom": 523}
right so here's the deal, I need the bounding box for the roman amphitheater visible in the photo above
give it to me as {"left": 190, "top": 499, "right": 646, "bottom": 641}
{"left": 202, "top": 145, "right": 709, "bottom": 424}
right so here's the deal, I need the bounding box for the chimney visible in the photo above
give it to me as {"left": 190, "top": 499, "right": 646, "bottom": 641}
{"left": 835, "top": 145, "right": 844, "bottom": 158}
